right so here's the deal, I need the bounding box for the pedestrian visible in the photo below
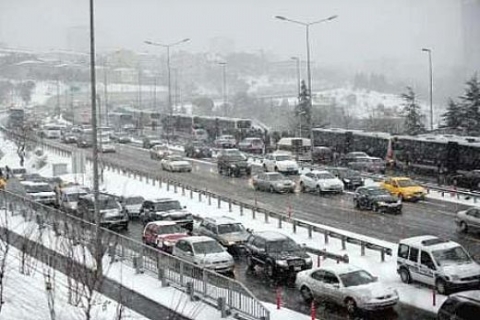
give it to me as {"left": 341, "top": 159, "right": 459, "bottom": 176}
{"left": 5, "top": 165, "right": 10, "bottom": 180}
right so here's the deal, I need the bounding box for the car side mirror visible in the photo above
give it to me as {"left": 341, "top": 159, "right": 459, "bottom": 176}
{"left": 183, "top": 206, "right": 187, "bottom": 209}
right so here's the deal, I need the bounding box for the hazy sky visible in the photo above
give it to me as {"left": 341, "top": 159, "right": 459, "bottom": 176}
{"left": 0, "top": 0, "right": 466, "bottom": 72}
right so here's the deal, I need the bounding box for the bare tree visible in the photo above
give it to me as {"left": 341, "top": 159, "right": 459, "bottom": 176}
{"left": 0, "top": 193, "right": 11, "bottom": 314}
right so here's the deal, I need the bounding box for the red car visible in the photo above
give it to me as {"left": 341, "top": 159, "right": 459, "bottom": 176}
{"left": 142, "top": 221, "right": 189, "bottom": 253}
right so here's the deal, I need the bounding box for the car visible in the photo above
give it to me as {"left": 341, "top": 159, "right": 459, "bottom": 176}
{"left": 193, "top": 216, "right": 249, "bottom": 255}
{"left": 437, "top": 290, "right": 480, "bottom": 320}
{"left": 326, "top": 167, "right": 363, "bottom": 190}
{"left": 295, "top": 265, "right": 399, "bottom": 314}
{"left": 341, "top": 151, "right": 369, "bottom": 165}
{"left": 55, "top": 184, "right": 89, "bottom": 212}
{"left": 61, "top": 130, "right": 78, "bottom": 144}
{"left": 262, "top": 153, "right": 299, "bottom": 175}
{"left": 19, "top": 180, "right": 56, "bottom": 206}
{"left": 397, "top": 235, "right": 480, "bottom": 294}
{"left": 379, "top": 177, "right": 426, "bottom": 202}
{"left": 172, "top": 236, "right": 235, "bottom": 275}
{"left": 252, "top": 172, "right": 295, "bottom": 193}
{"left": 456, "top": 207, "right": 480, "bottom": 234}
{"left": 149, "top": 145, "right": 171, "bottom": 160}
{"left": 451, "top": 170, "right": 480, "bottom": 191}
{"left": 111, "top": 132, "right": 132, "bottom": 144}
{"left": 353, "top": 186, "right": 402, "bottom": 214}
{"left": 143, "top": 136, "right": 163, "bottom": 149}
{"left": 217, "top": 149, "right": 251, "bottom": 177}
{"left": 161, "top": 155, "right": 192, "bottom": 172}
{"left": 184, "top": 141, "right": 212, "bottom": 158}
{"left": 139, "top": 198, "right": 193, "bottom": 231}
{"left": 142, "top": 221, "right": 189, "bottom": 253}
{"left": 244, "top": 231, "right": 312, "bottom": 278}
{"left": 120, "top": 196, "right": 145, "bottom": 219}
{"left": 299, "top": 170, "right": 344, "bottom": 194}
{"left": 238, "top": 137, "right": 264, "bottom": 154}
{"left": 77, "top": 193, "right": 129, "bottom": 230}
{"left": 214, "top": 135, "right": 237, "bottom": 149}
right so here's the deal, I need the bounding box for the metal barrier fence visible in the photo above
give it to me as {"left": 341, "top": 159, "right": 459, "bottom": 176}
{"left": 0, "top": 189, "right": 270, "bottom": 320}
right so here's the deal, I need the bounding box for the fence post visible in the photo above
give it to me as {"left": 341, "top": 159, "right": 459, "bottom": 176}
{"left": 341, "top": 236, "right": 346, "bottom": 250}
{"left": 228, "top": 200, "right": 232, "bottom": 212}
{"left": 264, "top": 211, "right": 269, "bottom": 224}
{"left": 277, "top": 216, "right": 282, "bottom": 229}
{"left": 190, "top": 189, "right": 193, "bottom": 199}
{"left": 381, "top": 248, "right": 385, "bottom": 262}
{"left": 208, "top": 194, "right": 211, "bottom": 206}
{"left": 199, "top": 192, "right": 202, "bottom": 202}
{"left": 361, "top": 242, "right": 366, "bottom": 256}
{"left": 174, "top": 184, "right": 177, "bottom": 193}
{"left": 186, "top": 282, "right": 195, "bottom": 301}
{"left": 308, "top": 225, "right": 312, "bottom": 238}
{"left": 182, "top": 186, "right": 185, "bottom": 196}
{"left": 324, "top": 232, "right": 329, "bottom": 245}
{"left": 202, "top": 270, "right": 208, "bottom": 296}
{"left": 240, "top": 204, "right": 244, "bottom": 216}
{"left": 252, "top": 208, "right": 256, "bottom": 219}
{"left": 158, "top": 179, "right": 162, "bottom": 188}
{"left": 292, "top": 220, "right": 297, "bottom": 233}
{"left": 217, "top": 297, "right": 227, "bottom": 318}
{"left": 167, "top": 181, "right": 170, "bottom": 192}
{"left": 217, "top": 197, "right": 221, "bottom": 209}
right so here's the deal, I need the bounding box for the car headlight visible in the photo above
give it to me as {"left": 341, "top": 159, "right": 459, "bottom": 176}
{"left": 397, "top": 199, "right": 402, "bottom": 204}
{"left": 230, "top": 164, "right": 237, "bottom": 168}
{"left": 275, "top": 182, "right": 283, "bottom": 187}
{"left": 377, "top": 201, "right": 387, "bottom": 206}
{"left": 450, "top": 275, "right": 460, "bottom": 281}
{"left": 195, "top": 148, "right": 200, "bottom": 152}
{"left": 277, "top": 260, "right": 288, "bottom": 267}
{"left": 163, "top": 240, "right": 173, "bottom": 247}
{"left": 344, "top": 179, "right": 351, "bottom": 183}
{"left": 304, "top": 257, "right": 312, "bottom": 265}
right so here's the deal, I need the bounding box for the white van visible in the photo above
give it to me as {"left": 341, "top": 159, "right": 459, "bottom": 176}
{"left": 397, "top": 235, "right": 480, "bottom": 294}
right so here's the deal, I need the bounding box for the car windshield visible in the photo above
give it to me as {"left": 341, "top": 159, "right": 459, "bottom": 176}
{"left": 98, "top": 198, "right": 120, "bottom": 210}
{"left": 367, "top": 188, "right": 390, "bottom": 196}
{"left": 25, "top": 184, "right": 52, "bottom": 193}
{"left": 432, "top": 246, "right": 472, "bottom": 266}
{"left": 221, "top": 136, "right": 234, "bottom": 140}
{"left": 275, "top": 155, "right": 291, "bottom": 161}
{"left": 158, "top": 224, "right": 184, "bottom": 235}
{"left": 193, "top": 240, "right": 224, "bottom": 254}
{"left": 339, "top": 270, "right": 376, "bottom": 287}
{"left": 266, "top": 239, "right": 299, "bottom": 252}
{"left": 154, "top": 201, "right": 182, "bottom": 211}
{"left": 397, "top": 179, "right": 416, "bottom": 187}
{"left": 218, "top": 223, "right": 245, "bottom": 234}
{"left": 126, "top": 197, "right": 144, "bottom": 205}
{"left": 346, "top": 170, "right": 360, "bottom": 177}
{"left": 268, "top": 173, "right": 285, "bottom": 181}
{"left": 66, "top": 192, "right": 88, "bottom": 202}
{"left": 315, "top": 173, "right": 335, "bottom": 180}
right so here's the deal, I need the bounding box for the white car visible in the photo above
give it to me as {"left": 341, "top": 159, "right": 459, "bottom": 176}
{"left": 172, "top": 236, "right": 235, "bottom": 275}
{"left": 295, "top": 265, "right": 399, "bottom": 314}
{"left": 299, "top": 170, "right": 344, "bottom": 194}
{"left": 160, "top": 155, "right": 192, "bottom": 172}
{"left": 262, "top": 153, "right": 299, "bottom": 175}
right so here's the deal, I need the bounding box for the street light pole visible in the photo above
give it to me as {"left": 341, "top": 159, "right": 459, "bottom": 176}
{"left": 145, "top": 38, "right": 190, "bottom": 141}
{"left": 88, "top": 0, "right": 101, "bottom": 273}
{"left": 422, "top": 48, "right": 433, "bottom": 131}
{"left": 217, "top": 62, "right": 227, "bottom": 116}
{"left": 275, "top": 14, "right": 337, "bottom": 162}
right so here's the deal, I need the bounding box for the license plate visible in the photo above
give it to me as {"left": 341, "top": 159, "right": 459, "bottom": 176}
{"left": 294, "top": 266, "right": 301, "bottom": 271}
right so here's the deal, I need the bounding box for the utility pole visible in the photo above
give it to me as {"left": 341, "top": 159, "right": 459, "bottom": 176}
{"left": 422, "top": 48, "right": 434, "bottom": 131}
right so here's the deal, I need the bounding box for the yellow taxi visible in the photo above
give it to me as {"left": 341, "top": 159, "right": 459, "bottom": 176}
{"left": 379, "top": 177, "right": 426, "bottom": 202}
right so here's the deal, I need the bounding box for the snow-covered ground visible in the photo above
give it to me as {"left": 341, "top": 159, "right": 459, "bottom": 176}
{"left": 1, "top": 246, "right": 148, "bottom": 320}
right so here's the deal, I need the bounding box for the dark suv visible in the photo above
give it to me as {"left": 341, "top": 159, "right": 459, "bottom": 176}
{"left": 184, "top": 141, "right": 212, "bottom": 158}
{"left": 139, "top": 198, "right": 193, "bottom": 232}
{"left": 437, "top": 290, "right": 480, "bottom": 320}
{"left": 244, "top": 231, "right": 312, "bottom": 278}
{"left": 217, "top": 149, "right": 251, "bottom": 177}
{"left": 77, "top": 193, "right": 128, "bottom": 230}
{"left": 326, "top": 167, "right": 364, "bottom": 190}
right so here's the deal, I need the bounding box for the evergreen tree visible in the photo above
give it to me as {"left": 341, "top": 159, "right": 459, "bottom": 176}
{"left": 295, "top": 80, "right": 311, "bottom": 137}
{"left": 401, "top": 86, "right": 425, "bottom": 135}
{"left": 442, "top": 98, "right": 462, "bottom": 129}
{"left": 459, "top": 75, "right": 480, "bottom": 134}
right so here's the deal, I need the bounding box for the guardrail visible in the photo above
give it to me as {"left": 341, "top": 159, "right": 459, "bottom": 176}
{"left": 0, "top": 188, "right": 271, "bottom": 320}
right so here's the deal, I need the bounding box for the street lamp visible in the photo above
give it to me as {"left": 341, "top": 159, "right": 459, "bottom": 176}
{"left": 276, "top": 14, "right": 337, "bottom": 161}
{"left": 144, "top": 38, "right": 190, "bottom": 141}
{"left": 422, "top": 48, "right": 433, "bottom": 131}
{"left": 217, "top": 61, "right": 227, "bottom": 116}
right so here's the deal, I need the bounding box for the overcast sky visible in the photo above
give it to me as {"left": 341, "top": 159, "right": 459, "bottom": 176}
{"left": 0, "top": 0, "right": 467, "bottom": 73}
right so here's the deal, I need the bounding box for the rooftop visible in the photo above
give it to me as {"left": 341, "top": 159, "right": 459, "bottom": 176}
{"left": 255, "top": 231, "right": 290, "bottom": 241}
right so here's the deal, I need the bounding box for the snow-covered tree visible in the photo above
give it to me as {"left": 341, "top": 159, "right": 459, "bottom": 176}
{"left": 442, "top": 98, "right": 462, "bottom": 129}
{"left": 459, "top": 75, "right": 480, "bottom": 134}
{"left": 401, "top": 87, "right": 425, "bottom": 135}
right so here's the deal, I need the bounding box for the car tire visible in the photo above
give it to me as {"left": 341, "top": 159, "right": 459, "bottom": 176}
{"left": 345, "top": 298, "right": 357, "bottom": 314}
{"left": 269, "top": 186, "right": 275, "bottom": 193}
{"left": 399, "top": 268, "right": 411, "bottom": 284}
{"left": 265, "top": 262, "right": 276, "bottom": 278}
{"left": 274, "top": 166, "right": 278, "bottom": 172}
{"left": 398, "top": 194, "right": 404, "bottom": 201}
{"left": 458, "top": 221, "right": 468, "bottom": 233}
{"left": 263, "top": 164, "right": 267, "bottom": 172}
{"left": 300, "top": 286, "right": 313, "bottom": 303}
{"left": 300, "top": 182, "right": 306, "bottom": 193}
{"left": 372, "top": 203, "right": 379, "bottom": 212}
{"left": 316, "top": 185, "right": 322, "bottom": 195}
{"left": 253, "top": 184, "right": 259, "bottom": 191}
{"left": 354, "top": 199, "right": 360, "bottom": 209}
{"left": 436, "top": 278, "right": 449, "bottom": 295}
